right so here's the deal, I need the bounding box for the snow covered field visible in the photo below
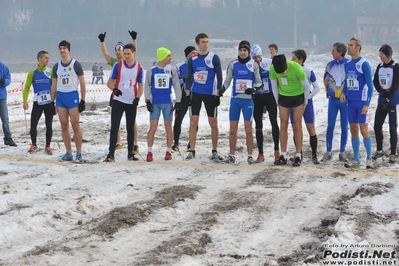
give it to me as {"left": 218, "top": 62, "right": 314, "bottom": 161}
{"left": 0, "top": 47, "right": 398, "bottom": 265}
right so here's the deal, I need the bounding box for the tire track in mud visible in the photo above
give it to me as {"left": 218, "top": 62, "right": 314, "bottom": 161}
{"left": 17, "top": 171, "right": 272, "bottom": 265}
{"left": 20, "top": 185, "right": 204, "bottom": 259}
{"left": 9, "top": 160, "right": 399, "bottom": 265}
{"left": 270, "top": 178, "right": 398, "bottom": 265}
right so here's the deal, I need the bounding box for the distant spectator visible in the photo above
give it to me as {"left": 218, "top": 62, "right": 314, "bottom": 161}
{"left": 0, "top": 61, "right": 17, "bottom": 147}
{"left": 92, "top": 62, "right": 99, "bottom": 84}
{"left": 268, "top": 43, "right": 278, "bottom": 58}
{"left": 96, "top": 66, "right": 104, "bottom": 84}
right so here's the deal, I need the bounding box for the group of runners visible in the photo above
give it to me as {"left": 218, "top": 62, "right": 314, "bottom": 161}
{"left": 1, "top": 31, "right": 397, "bottom": 168}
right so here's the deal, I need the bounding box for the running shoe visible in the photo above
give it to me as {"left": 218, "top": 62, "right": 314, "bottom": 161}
{"left": 165, "top": 151, "right": 172, "bottom": 160}
{"left": 388, "top": 155, "right": 396, "bottom": 164}
{"left": 339, "top": 152, "right": 348, "bottom": 162}
{"left": 247, "top": 156, "right": 259, "bottom": 165}
{"left": 257, "top": 154, "right": 265, "bottom": 163}
{"left": 185, "top": 151, "right": 195, "bottom": 161}
{"left": 366, "top": 158, "right": 376, "bottom": 169}
{"left": 292, "top": 156, "right": 301, "bottom": 167}
{"left": 115, "top": 143, "right": 124, "bottom": 150}
{"left": 172, "top": 144, "right": 180, "bottom": 152}
{"left": 28, "top": 144, "right": 38, "bottom": 154}
{"left": 4, "top": 137, "right": 17, "bottom": 147}
{"left": 275, "top": 155, "right": 287, "bottom": 165}
{"left": 75, "top": 153, "right": 82, "bottom": 161}
{"left": 146, "top": 152, "right": 153, "bottom": 162}
{"left": 273, "top": 151, "right": 281, "bottom": 165}
{"left": 372, "top": 150, "right": 384, "bottom": 160}
{"left": 133, "top": 145, "right": 139, "bottom": 155}
{"left": 103, "top": 154, "right": 115, "bottom": 162}
{"left": 45, "top": 146, "right": 53, "bottom": 155}
{"left": 321, "top": 152, "right": 332, "bottom": 162}
{"left": 223, "top": 155, "right": 236, "bottom": 164}
{"left": 290, "top": 153, "right": 303, "bottom": 162}
{"left": 210, "top": 151, "right": 223, "bottom": 161}
{"left": 312, "top": 155, "right": 320, "bottom": 164}
{"left": 344, "top": 161, "right": 361, "bottom": 169}
{"left": 128, "top": 152, "right": 139, "bottom": 161}
{"left": 61, "top": 152, "right": 73, "bottom": 161}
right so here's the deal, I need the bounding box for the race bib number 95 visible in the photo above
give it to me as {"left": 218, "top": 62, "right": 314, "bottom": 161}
{"left": 154, "top": 73, "right": 170, "bottom": 89}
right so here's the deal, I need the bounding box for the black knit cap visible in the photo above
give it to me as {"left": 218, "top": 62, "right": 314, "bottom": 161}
{"left": 239, "top": 40, "right": 251, "bottom": 53}
{"left": 184, "top": 46, "right": 196, "bottom": 57}
{"left": 379, "top": 45, "right": 393, "bottom": 58}
{"left": 272, "top": 54, "right": 287, "bottom": 73}
{"left": 59, "top": 40, "right": 71, "bottom": 51}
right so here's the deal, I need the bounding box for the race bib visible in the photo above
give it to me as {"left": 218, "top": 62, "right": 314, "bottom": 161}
{"left": 379, "top": 75, "right": 391, "bottom": 90}
{"left": 260, "top": 78, "right": 269, "bottom": 92}
{"left": 347, "top": 78, "right": 359, "bottom": 91}
{"left": 154, "top": 73, "right": 170, "bottom": 89}
{"left": 281, "top": 78, "right": 288, "bottom": 85}
{"left": 194, "top": 71, "right": 208, "bottom": 84}
{"left": 36, "top": 90, "right": 51, "bottom": 105}
{"left": 235, "top": 79, "right": 252, "bottom": 93}
{"left": 60, "top": 76, "right": 71, "bottom": 86}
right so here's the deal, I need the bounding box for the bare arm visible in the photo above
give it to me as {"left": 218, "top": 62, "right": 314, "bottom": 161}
{"left": 50, "top": 64, "right": 57, "bottom": 102}
{"left": 78, "top": 75, "right": 86, "bottom": 101}
{"left": 107, "top": 78, "right": 115, "bottom": 90}
{"left": 51, "top": 77, "right": 57, "bottom": 102}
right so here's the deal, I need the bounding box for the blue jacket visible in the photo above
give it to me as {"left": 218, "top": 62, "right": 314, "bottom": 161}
{"left": 0, "top": 62, "right": 11, "bottom": 100}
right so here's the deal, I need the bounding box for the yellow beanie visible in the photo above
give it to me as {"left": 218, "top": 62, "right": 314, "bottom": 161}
{"left": 157, "top": 47, "right": 171, "bottom": 62}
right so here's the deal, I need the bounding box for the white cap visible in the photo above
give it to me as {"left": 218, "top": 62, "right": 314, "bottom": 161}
{"left": 250, "top": 44, "right": 262, "bottom": 57}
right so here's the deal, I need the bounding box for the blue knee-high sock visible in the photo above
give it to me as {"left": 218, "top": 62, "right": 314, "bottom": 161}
{"left": 352, "top": 137, "right": 361, "bottom": 163}
{"left": 363, "top": 137, "right": 372, "bottom": 159}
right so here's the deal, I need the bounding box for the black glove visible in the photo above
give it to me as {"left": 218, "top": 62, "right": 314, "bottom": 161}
{"left": 219, "top": 86, "right": 226, "bottom": 97}
{"left": 50, "top": 102, "right": 56, "bottom": 115}
{"left": 185, "top": 90, "right": 192, "bottom": 106}
{"left": 146, "top": 101, "right": 154, "bottom": 113}
{"left": 113, "top": 88, "right": 122, "bottom": 97}
{"left": 213, "top": 96, "right": 220, "bottom": 107}
{"left": 132, "top": 97, "right": 139, "bottom": 107}
{"left": 79, "top": 100, "right": 85, "bottom": 113}
{"left": 128, "top": 30, "right": 137, "bottom": 40}
{"left": 0, "top": 78, "right": 5, "bottom": 85}
{"left": 98, "top": 32, "right": 106, "bottom": 42}
{"left": 173, "top": 102, "right": 181, "bottom": 111}
{"left": 245, "top": 88, "right": 255, "bottom": 95}
{"left": 254, "top": 84, "right": 264, "bottom": 91}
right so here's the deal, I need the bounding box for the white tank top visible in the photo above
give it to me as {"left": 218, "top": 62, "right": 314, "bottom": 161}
{"left": 56, "top": 59, "right": 79, "bottom": 93}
